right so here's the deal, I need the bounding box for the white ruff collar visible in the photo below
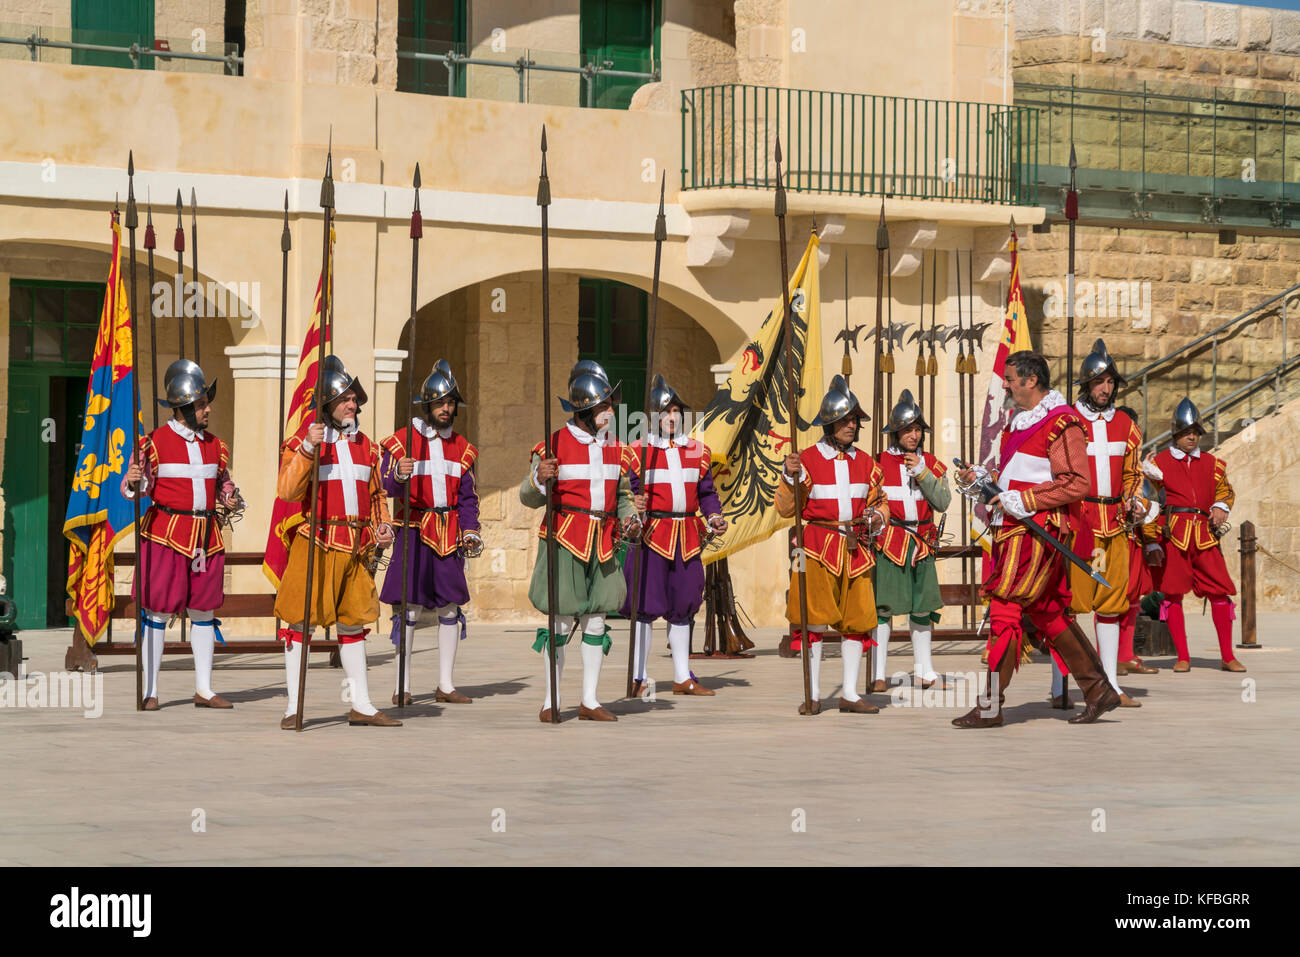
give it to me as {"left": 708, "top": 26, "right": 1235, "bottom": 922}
{"left": 648, "top": 432, "right": 689, "bottom": 449}
{"left": 566, "top": 420, "right": 610, "bottom": 447}
{"left": 167, "top": 418, "right": 204, "bottom": 442}
{"left": 1009, "top": 390, "right": 1066, "bottom": 432}
{"left": 324, "top": 421, "right": 360, "bottom": 443}
{"left": 1170, "top": 446, "right": 1201, "bottom": 460}
{"left": 816, "top": 439, "right": 857, "bottom": 460}
{"left": 1074, "top": 400, "right": 1115, "bottom": 423}
{"left": 413, "top": 417, "right": 453, "bottom": 441}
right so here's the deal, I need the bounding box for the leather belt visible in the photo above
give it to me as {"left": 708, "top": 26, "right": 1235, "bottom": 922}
{"left": 647, "top": 510, "right": 695, "bottom": 519}
{"left": 889, "top": 517, "right": 933, "bottom": 529}
{"left": 804, "top": 518, "right": 866, "bottom": 551}
{"left": 1166, "top": 506, "right": 1209, "bottom": 516}
{"left": 1085, "top": 495, "right": 1123, "bottom": 505}
{"left": 156, "top": 504, "right": 215, "bottom": 518}
{"left": 556, "top": 505, "right": 617, "bottom": 519}
{"left": 314, "top": 518, "right": 372, "bottom": 559}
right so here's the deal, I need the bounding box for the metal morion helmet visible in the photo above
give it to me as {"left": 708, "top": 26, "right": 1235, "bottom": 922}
{"left": 1076, "top": 337, "right": 1126, "bottom": 388}
{"left": 812, "top": 374, "right": 869, "bottom": 427}
{"left": 648, "top": 374, "right": 689, "bottom": 415}
{"left": 560, "top": 358, "right": 620, "bottom": 413}
{"left": 315, "top": 354, "right": 368, "bottom": 410}
{"left": 1171, "top": 396, "right": 1206, "bottom": 437}
{"left": 415, "top": 358, "right": 465, "bottom": 410}
{"left": 882, "top": 388, "right": 929, "bottom": 434}
{"left": 157, "top": 358, "right": 217, "bottom": 430}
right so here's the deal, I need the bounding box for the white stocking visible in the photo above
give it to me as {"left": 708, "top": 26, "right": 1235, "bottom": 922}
{"left": 540, "top": 620, "right": 571, "bottom": 710}
{"left": 807, "top": 634, "right": 824, "bottom": 701}
{"left": 910, "top": 619, "right": 937, "bottom": 681}
{"left": 283, "top": 636, "right": 303, "bottom": 718}
{"left": 668, "top": 622, "right": 692, "bottom": 684}
{"left": 436, "top": 603, "right": 460, "bottom": 694}
{"left": 1096, "top": 618, "right": 1122, "bottom": 694}
{"left": 188, "top": 613, "right": 217, "bottom": 699}
{"left": 395, "top": 613, "right": 416, "bottom": 694}
{"left": 841, "top": 639, "right": 863, "bottom": 702}
{"left": 141, "top": 610, "right": 166, "bottom": 701}
{"left": 580, "top": 640, "right": 605, "bottom": 710}
{"left": 1050, "top": 659, "right": 1065, "bottom": 698}
{"left": 339, "top": 635, "right": 377, "bottom": 716}
{"left": 872, "top": 621, "right": 891, "bottom": 681}
{"left": 632, "top": 620, "right": 652, "bottom": 682}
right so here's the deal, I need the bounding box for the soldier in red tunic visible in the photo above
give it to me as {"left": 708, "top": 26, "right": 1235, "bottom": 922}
{"left": 1141, "top": 398, "right": 1243, "bottom": 673}
{"left": 953, "top": 352, "right": 1120, "bottom": 727}
{"left": 273, "top": 355, "right": 400, "bottom": 728}
{"left": 124, "top": 360, "right": 241, "bottom": 711}
{"left": 622, "top": 375, "right": 726, "bottom": 697}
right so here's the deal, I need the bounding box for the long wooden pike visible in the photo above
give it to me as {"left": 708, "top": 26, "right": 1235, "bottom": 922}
{"left": 928, "top": 244, "right": 937, "bottom": 440}
{"left": 841, "top": 254, "right": 851, "bottom": 385}
{"left": 955, "top": 250, "right": 969, "bottom": 628}
{"left": 295, "top": 136, "right": 334, "bottom": 733}
{"left": 144, "top": 194, "right": 159, "bottom": 430}
{"left": 174, "top": 190, "right": 186, "bottom": 359}
{"left": 278, "top": 192, "right": 290, "bottom": 464}
{"left": 125, "top": 154, "right": 145, "bottom": 712}
{"left": 397, "top": 165, "right": 423, "bottom": 710}
{"left": 774, "top": 138, "right": 814, "bottom": 716}
{"left": 872, "top": 202, "right": 887, "bottom": 458}
{"left": 190, "top": 188, "right": 200, "bottom": 365}
{"left": 624, "top": 175, "right": 667, "bottom": 699}
{"left": 1066, "top": 143, "right": 1078, "bottom": 405}
{"left": 538, "top": 128, "right": 560, "bottom": 724}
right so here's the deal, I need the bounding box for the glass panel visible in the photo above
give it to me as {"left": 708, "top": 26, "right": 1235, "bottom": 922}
{"left": 33, "top": 322, "right": 61, "bottom": 362}
{"left": 578, "top": 319, "right": 597, "bottom": 354}
{"left": 65, "top": 324, "right": 97, "bottom": 365}
{"left": 610, "top": 320, "right": 641, "bottom": 355}
{"left": 33, "top": 286, "right": 63, "bottom": 327}
{"left": 10, "top": 286, "right": 32, "bottom": 323}
{"left": 611, "top": 283, "right": 643, "bottom": 320}
{"left": 66, "top": 287, "right": 103, "bottom": 325}
{"left": 9, "top": 323, "right": 31, "bottom": 361}
{"left": 578, "top": 283, "right": 597, "bottom": 318}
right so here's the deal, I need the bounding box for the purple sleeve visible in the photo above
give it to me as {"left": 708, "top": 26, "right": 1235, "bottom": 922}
{"left": 628, "top": 468, "right": 642, "bottom": 495}
{"left": 380, "top": 448, "right": 405, "bottom": 498}
{"left": 698, "top": 467, "right": 722, "bottom": 517}
{"left": 459, "top": 467, "right": 480, "bottom": 530}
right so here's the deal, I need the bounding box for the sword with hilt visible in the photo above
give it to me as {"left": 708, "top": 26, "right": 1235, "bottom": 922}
{"left": 294, "top": 136, "right": 334, "bottom": 733}
{"left": 537, "top": 128, "right": 561, "bottom": 724}
{"left": 774, "top": 138, "right": 816, "bottom": 717}
{"left": 953, "top": 458, "right": 1110, "bottom": 587}
{"left": 125, "top": 155, "right": 145, "bottom": 712}
{"left": 624, "top": 174, "right": 667, "bottom": 699}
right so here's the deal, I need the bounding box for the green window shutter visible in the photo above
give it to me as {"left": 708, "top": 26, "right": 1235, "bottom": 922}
{"left": 70, "top": 0, "right": 155, "bottom": 70}
{"left": 397, "top": 0, "right": 468, "bottom": 97}
{"left": 580, "top": 0, "right": 658, "bottom": 110}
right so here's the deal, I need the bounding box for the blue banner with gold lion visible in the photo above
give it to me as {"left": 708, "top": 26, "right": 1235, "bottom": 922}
{"left": 63, "top": 212, "right": 149, "bottom": 645}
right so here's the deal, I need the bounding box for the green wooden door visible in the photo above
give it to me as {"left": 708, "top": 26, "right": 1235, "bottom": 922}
{"left": 71, "top": 0, "right": 155, "bottom": 70}
{"left": 3, "top": 373, "right": 49, "bottom": 629}
{"left": 397, "top": 0, "right": 467, "bottom": 97}
{"left": 580, "top": 0, "right": 659, "bottom": 109}
{"left": 578, "top": 278, "right": 647, "bottom": 418}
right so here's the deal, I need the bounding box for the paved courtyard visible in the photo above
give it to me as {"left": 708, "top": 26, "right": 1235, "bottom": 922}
{"left": 2, "top": 612, "right": 1296, "bottom": 866}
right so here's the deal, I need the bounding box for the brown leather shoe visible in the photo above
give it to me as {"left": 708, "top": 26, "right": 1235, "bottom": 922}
{"left": 539, "top": 708, "right": 556, "bottom": 723}
{"left": 1119, "top": 692, "right": 1142, "bottom": 708}
{"left": 798, "top": 699, "right": 822, "bottom": 715}
{"left": 436, "top": 688, "right": 473, "bottom": 703}
{"left": 838, "top": 696, "right": 878, "bottom": 714}
{"left": 280, "top": 715, "right": 297, "bottom": 730}
{"left": 391, "top": 692, "right": 413, "bottom": 706}
{"left": 919, "top": 676, "right": 949, "bottom": 690}
{"left": 1123, "top": 658, "right": 1158, "bottom": 675}
{"left": 951, "top": 704, "right": 1003, "bottom": 728}
{"left": 578, "top": 704, "right": 617, "bottom": 721}
{"left": 1068, "top": 687, "right": 1121, "bottom": 724}
{"left": 672, "top": 678, "right": 715, "bottom": 696}
{"left": 193, "top": 692, "right": 233, "bottom": 709}
{"left": 870, "top": 678, "right": 887, "bottom": 693}
{"left": 348, "top": 709, "right": 402, "bottom": 727}
{"left": 1050, "top": 694, "right": 1074, "bottom": 710}
{"left": 1173, "top": 660, "right": 1191, "bottom": 673}
{"left": 1221, "top": 659, "right": 1247, "bottom": 673}
{"left": 980, "top": 647, "right": 989, "bottom": 665}
{"left": 142, "top": 697, "right": 159, "bottom": 712}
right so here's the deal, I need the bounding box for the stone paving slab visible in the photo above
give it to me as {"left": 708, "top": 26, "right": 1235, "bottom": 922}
{"left": 1, "top": 613, "right": 1296, "bottom": 866}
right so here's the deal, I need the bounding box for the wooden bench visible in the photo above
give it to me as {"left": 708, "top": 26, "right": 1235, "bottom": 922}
{"left": 64, "top": 551, "right": 342, "bottom": 672}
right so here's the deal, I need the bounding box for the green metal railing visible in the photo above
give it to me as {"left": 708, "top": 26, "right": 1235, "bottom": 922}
{"left": 1017, "top": 77, "right": 1300, "bottom": 228}
{"left": 681, "top": 84, "right": 1039, "bottom": 205}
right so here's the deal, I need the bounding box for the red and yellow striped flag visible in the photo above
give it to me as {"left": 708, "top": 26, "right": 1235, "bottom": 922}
{"left": 261, "top": 237, "right": 334, "bottom": 587}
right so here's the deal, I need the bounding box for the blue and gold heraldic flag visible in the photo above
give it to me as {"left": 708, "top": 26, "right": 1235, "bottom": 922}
{"left": 63, "top": 212, "right": 150, "bottom": 645}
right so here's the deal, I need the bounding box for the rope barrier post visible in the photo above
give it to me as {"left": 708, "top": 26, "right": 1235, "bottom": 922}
{"left": 1238, "top": 519, "right": 1259, "bottom": 649}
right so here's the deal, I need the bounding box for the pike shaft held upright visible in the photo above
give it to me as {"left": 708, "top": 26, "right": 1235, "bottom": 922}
{"left": 538, "top": 128, "right": 560, "bottom": 723}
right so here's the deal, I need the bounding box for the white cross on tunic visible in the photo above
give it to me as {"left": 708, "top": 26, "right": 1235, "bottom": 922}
{"left": 409, "top": 436, "right": 462, "bottom": 508}
{"left": 1085, "top": 418, "right": 1127, "bottom": 497}
{"left": 645, "top": 446, "right": 689, "bottom": 513}
{"left": 882, "top": 462, "right": 925, "bottom": 522}
{"left": 319, "top": 433, "right": 371, "bottom": 517}
{"left": 809, "top": 458, "right": 867, "bottom": 522}
{"left": 557, "top": 444, "right": 621, "bottom": 512}
{"left": 155, "top": 440, "right": 218, "bottom": 510}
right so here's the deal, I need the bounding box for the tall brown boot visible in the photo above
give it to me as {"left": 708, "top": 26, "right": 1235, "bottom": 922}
{"left": 952, "top": 652, "right": 1015, "bottom": 728}
{"left": 1052, "top": 619, "right": 1121, "bottom": 724}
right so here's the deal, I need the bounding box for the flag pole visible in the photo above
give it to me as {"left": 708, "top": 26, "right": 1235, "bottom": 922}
{"left": 538, "top": 128, "right": 560, "bottom": 724}
{"left": 397, "top": 165, "right": 422, "bottom": 710}
{"left": 295, "top": 137, "right": 334, "bottom": 733}
{"left": 125, "top": 155, "right": 145, "bottom": 712}
{"left": 774, "top": 138, "right": 815, "bottom": 716}
{"left": 624, "top": 174, "right": 667, "bottom": 699}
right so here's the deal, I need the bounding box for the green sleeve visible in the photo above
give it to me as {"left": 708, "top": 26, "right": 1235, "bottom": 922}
{"left": 918, "top": 467, "right": 952, "bottom": 512}
{"left": 519, "top": 452, "right": 547, "bottom": 509}
{"left": 615, "top": 473, "right": 636, "bottom": 520}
